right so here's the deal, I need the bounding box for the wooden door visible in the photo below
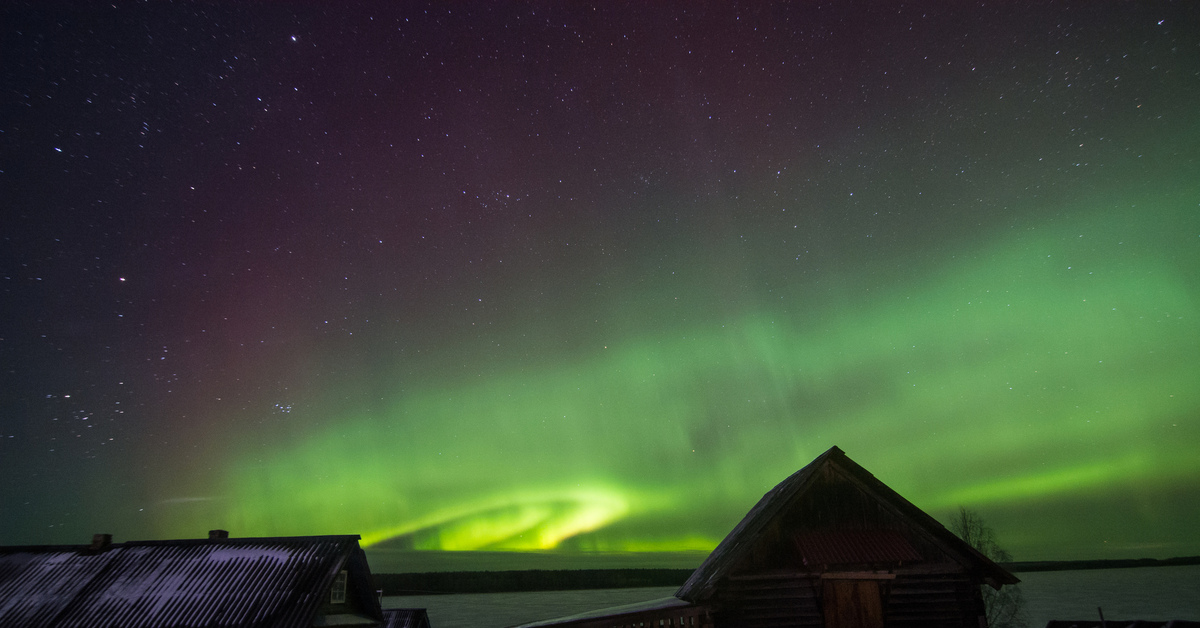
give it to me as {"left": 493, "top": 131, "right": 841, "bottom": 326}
{"left": 822, "top": 579, "right": 884, "bottom": 628}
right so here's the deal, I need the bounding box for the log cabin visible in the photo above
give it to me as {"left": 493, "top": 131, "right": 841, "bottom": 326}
{"left": 519, "top": 445, "right": 1019, "bottom": 628}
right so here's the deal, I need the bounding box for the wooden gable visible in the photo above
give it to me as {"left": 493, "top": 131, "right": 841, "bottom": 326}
{"left": 678, "top": 446, "right": 1017, "bottom": 603}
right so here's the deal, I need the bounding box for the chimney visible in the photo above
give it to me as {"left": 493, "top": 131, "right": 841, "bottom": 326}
{"left": 208, "top": 529, "right": 229, "bottom": 540}
{"left": 90, "top": 534, "right": 112, "bottom": 551}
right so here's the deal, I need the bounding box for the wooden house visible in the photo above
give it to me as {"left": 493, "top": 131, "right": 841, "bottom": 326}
{"left": 0, "top": 531, "right": 425, "bottom": 628}
{"left": 519, "top": 445, "right": 1019, "bottom": 628}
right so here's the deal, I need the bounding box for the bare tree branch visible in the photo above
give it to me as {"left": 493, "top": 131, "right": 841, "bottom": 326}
{"left": 950, "top": 506, "right": 1026, "bottom": 628}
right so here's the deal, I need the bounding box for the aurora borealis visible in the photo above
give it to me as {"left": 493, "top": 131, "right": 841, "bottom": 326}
{"left": 2, "top": 2, "right": 1198, "bottom": 566}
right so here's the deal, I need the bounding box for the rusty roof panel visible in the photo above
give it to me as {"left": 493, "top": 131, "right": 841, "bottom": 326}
{"left": 793, "top": 529, "right": 922, "bottom": 567}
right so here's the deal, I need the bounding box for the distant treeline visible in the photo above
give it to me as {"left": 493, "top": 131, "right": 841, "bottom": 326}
{"left": 1002, "top": 555, "right": 1200, "bottom": 573}
{"left": 374, "top": 555, "right": 1200, "bottom": 595}
{"left": 373, "top": 568, "right": 694, "bottom": 595}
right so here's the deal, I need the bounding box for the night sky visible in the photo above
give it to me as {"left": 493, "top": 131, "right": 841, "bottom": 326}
{"left": 3, "top": 2, "right": 1199, "bottom": 567}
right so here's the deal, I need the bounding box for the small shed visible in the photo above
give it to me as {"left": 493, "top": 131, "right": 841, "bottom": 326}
{"left": 519, "top": 445, "right": 1019, "bottom": 628}
{"left": 0, "top": 531, "right": 418, "bottom": 627}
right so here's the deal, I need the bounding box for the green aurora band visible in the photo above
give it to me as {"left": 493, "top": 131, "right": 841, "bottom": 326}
{"left": 205, "top": 194, "right": 1198, "bottom": 561}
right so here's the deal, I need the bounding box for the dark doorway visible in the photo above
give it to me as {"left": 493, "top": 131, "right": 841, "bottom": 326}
{"left": 822, "top": 579, "right": 884, "bottom": 628}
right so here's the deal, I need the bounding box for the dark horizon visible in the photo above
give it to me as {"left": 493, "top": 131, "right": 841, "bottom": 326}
{"left": 361, "top": 550, "right": 1200, "bottom": 577}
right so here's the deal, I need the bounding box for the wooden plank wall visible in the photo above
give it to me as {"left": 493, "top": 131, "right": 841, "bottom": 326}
{"left": 714, "top": 572, "right": 981, "bottom": 628}
{"left": 715, "top": 574, "right": 823, "bottom": 628}
{"left": 885, "top": 574, "right": 983, "bottom": 628}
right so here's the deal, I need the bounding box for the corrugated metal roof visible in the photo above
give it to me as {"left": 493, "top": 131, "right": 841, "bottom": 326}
{"left": 793, "top": 529, "right": 921, "bottom": 567}
{"left": 0, "top": 547, "right": 120, "bottom": 626}
{"left": 380, "top": 608, "right": 431, "bottom": 628}
{"left": 0, "top": 535, "right": 369, "bottom": 628}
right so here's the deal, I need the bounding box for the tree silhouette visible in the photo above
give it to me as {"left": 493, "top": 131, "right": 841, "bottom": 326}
{"left": 950, "top": 506, "right": 1028, "bottom": 628}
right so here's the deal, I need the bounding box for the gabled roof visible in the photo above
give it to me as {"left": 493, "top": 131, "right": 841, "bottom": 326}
{"left": 676, "top": 446, "right": 1018, "bottom": 601}
{"left": 0, "top": 534, "right": 381, "bottom": 628}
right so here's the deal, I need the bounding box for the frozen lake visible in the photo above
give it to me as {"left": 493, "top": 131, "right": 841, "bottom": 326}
{"left": 1019, "top": 564, "right": 1200, "bottom": 626}
{"left": 382, "top": 564, "right": 1200, "bottom": 628}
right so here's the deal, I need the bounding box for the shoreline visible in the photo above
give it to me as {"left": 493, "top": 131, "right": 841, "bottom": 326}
{"left": 1003, "top": 555, "right": 1200, "bottom": 573}
{"left": 374, "top": 555, "right": 1200, "bottom": 595}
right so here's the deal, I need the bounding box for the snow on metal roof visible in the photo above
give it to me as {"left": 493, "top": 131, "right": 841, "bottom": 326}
{"left": 0, "top": 547, "right": 119, "bottom": 626}
{"left": 0, "top": 535, "right": 368, "bottom": 628}
{"left": 380, "top": 608, "right": 432, "bottom": 628}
